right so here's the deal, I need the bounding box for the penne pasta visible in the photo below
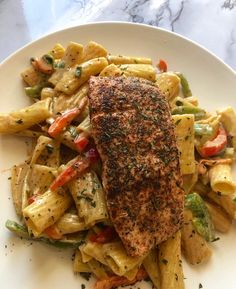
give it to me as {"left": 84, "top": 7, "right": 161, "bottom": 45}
{"left": 207, "top": 191, "right": 236, "bottom": 219}
{"left": 62, "top": 41, "right": 84, "bottom": 68}
{"left": 143, "top": 248, "right": 161, "bottom": 289}
{"left": 21, "top": 66, "right": 43, "bottom": 87}
{"left": 52, "top": 84, "right": 88, "bottom": 115}
{"left": 27, "top": 164, "right": 56, "bottom": 195}
{"left": 49, "top": 43, "right": 65, "bottom": 59}
{"left": 11, "top": 163, "right": 30, "bottom": 217}
{"left": 0, "top": 99, "right": 51, "bottom": 134}
{"left": 118, "top": 64, "right": 156, "bottom": 81}
{"left": 55, "top": 57, "right": 108, "bottom": 95}
{"left": 217, "top": 107, "right": 236, "bottom": 136}
{"left": 108, "top": 55, "right": 152, "bottom": 65}
{"left": 155, "top": 72, "right": 180, "bottom": 100}
{"left": 159, "top": 231, "right": 185, "bottom": 289}
{"left": 41, "top": 87, "right": 56, "bottom": 100}
{"left": 205, "top": 201, "right": 232, "bottom": 233}
{"left": 99, "top": 64, "right": 122, "bottom": 77}
{"left": 73, "top": 250, "right": 91, "bottom": 273}
{"left": 30, "top": 135, "right": 60, "bottom": 168}
{"left": 173, "top": 114, "right": 195, "bottom": 175}
{"left": 80, "top": 41, "right": 107, "bottom": 63}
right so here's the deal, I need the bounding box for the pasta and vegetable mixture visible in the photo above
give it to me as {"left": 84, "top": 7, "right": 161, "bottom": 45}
{"left": 2, "top": 40, "right": 236, "bottom": 289}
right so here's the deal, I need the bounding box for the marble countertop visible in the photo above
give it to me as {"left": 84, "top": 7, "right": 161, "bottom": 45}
{"left": 0, "top": 0, "right": 236, "bottom": 70}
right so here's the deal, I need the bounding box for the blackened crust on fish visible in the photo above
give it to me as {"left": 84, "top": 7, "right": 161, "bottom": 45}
{"left": 88, "top": 76, "right": 184, "bottom": 257}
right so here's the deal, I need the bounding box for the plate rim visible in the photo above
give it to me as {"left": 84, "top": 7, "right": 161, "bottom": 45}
{"left": 1, "top": 21, "right": 235, "bottom": 77}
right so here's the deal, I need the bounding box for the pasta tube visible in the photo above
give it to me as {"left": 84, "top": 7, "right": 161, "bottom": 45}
{"left": 209, "top": 164, "right": 235, "bottom": 195}
{"left": 123, "top": 266, "right": 139, "bottom": 281}
{"left": 205, "top": 201, "right": 232, "bottom": 233}
{"left": 23, "top": 189, "right": 72, "bottom": 236}
{"left": 182, "top": 162, "right": 198, "bottom": 194}
{"left": 103, "top": 242, "right": 144, "bottom": 276}
{"left": 108, "top": 55, "right": 152, "bottom": 65}
{"left": 55, "top": 57, "right": 108, "bottom": 95}
{"left": 94, "top": 268, "right": 147, "bottom": 289}
{"left": 53, "top": 84, "right": 88, "bottom": 115}
{"left": 217, "top": 107, "right": 236, "bottom": 136}
{"left": 27, "top": 165, "right": 56, "bottom": 195}
{"left": 50, "top": 43, "right": 65, "bottom": 59}
{"left": 77, "top": 115, "right": 92, "bottom": 134}
{"left": 99, "top": 64, "right": 122, "bottom": 77}
{"left": 56, "top": 213, "right": 88, "bottom": 234}
{"left": 21, "top": 66, "right": 42, "bottom": 87}
{"left": 181, "top": 210, "right": 212, "bottom": 265}
{"left": 143, "top": 248, "right": 161, "bottom": 289}
{"left": 73, "top": 250, "right": 91, "bottom": 273}
{"left": 30, "top": 135, "right": 60, "bottom": 167}
{"left": 81, "top": 241, "right": 107, "bottom": 265}
{"left": 62, "top": 41, "right": 83, "bottom": 68}
{"left": 159, "top": 231, "right": 184, "bottom": 289}
{"left": 155, "top": 72, "right": 180, "bottom": 100}
{"left": 11, "top": 163, "right": 29, "bottom": 217}
{"left": 207, "top": 191, "right": 236, "bottom": 219}
{"left": 41, "top": 87, "right": 56, "bottom": 100}
{"left": 118, "top": 64, "right": 156, "bottom": 81}
{"left": 80, "top": 41, "right": 107, "bottom": 63}
{"left": 88, "top": 259, "right": 108, "bottom": 279}
{"left": 173, "top": 114, "right": 195, "bottom": 175}
{"left": 0, "top": 99, "right": 51, "bottom": 134}
{"left": 68, "top": 171, "right": 108, "bottom": 226}
{"left": 48, "top": 42, "right": 83, "bottom": 86}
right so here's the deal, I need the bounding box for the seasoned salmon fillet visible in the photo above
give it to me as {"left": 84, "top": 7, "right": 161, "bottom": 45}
{"left": 88, "top": 76, "right": 184, "bottom": 257}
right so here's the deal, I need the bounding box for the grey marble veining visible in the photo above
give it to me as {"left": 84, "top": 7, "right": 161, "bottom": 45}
{"left": 0, "top": 0, "right": 236, "bottom": 70}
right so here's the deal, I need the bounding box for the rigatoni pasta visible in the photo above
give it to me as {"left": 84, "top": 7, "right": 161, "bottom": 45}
{"left": 23, "top": 189, "right": 72, "bottom": 236}
{"left": 209, "top": 164, "right": 235, "bottom": 195}
{"left": 68, "top": 171, "right": 108, "bottom": 226}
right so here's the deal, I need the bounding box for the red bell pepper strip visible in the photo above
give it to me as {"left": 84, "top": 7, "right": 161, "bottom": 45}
{"left": 89, "top": 226, "right": 117, "bottom": 244}
{"left": 157, "top": 59, "right": 167, "bottom": 72}
{"left": 48, "top": 98, "right": 87, "bottom": 138}
{"left": 74, "top": 133, "right": 89, "bottom": 152}
{"left": 198, "top": 126, "right": 227, "bottom": 158}
{"left": 44, "top": 225, "right": 63, "bottom": 240}
{"left": 31, "top": 54, "right": 54, "bottom": 75}
{"left": 28, "top": 193, "right": 41, "bottom": 205}
{"left": 50, "top": 157, "right": 90, "bottom": 191}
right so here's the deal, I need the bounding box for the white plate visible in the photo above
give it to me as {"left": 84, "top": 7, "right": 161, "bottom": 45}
{"left": 1, "top": 22, "right": 236, "bottom": 289}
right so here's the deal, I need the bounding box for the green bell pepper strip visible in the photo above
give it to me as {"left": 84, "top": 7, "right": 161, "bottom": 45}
{"left": 172, "top": 106, "right": 206, "bottom": 120}
{"left": 176, "top": 73, "right": 192, "bottom": 97}
{"left": 185, "top": 193, "right": 215, "bottom": 242}
{"left": 5, "top": 219, "right": 85, "bottom": 249}
{"left": 194, "top": 123, "right": 213, "bottom": 136}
